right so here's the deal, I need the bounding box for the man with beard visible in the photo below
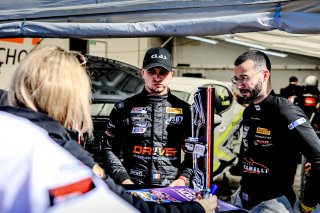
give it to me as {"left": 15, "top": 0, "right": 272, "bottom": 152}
{"left": 230, "top": 50, "right": 320, "bottom": 212}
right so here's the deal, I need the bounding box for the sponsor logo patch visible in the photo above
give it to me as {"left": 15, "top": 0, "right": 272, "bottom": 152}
{"left": 152, "top": 173, "right": 161, "bottom": 179}
{"left": 133, "top": 121, "right": 148, "bottom": 128}
{"left": 166, "top": 107, "right": 182, "bottom": 114}
{"left": 243, "top": 126, "right": 249, "bottom": 138}
{"left": 116, "top": 102, "right": 124, "bottom": 108}
{"left": 165, "top": 116, "right": 183, "bottom": 124}
{"left": 132, "top": 127, "right": 146, "bottom": 134}
{"left": 151, "top": 54, "right": 167, "bottom": 59}
{"left": 254, "top": 105, "right": 261, "bottom": 111}
{"left": 243, "top": 157, "right": 269, "bottom": 174}
{"left": 256, "top": 127, "right": 271, "bottom": 135}
{"left": 255, "top": 140, "right": 269, "bottom": 145}
{"left": 254, "top": 139, "right": 272, "bottom": 147}
{"left": 133, "top": 146, "right": 177, "bottom": 156}
{"left": 130, "top": 169, "right": 144, "bottom": 177}
{"left": 255, "top": 135, "right": 271, "bottom": 140}
{"left": 131, "top": 115, "right": 146, "bottom": 121}
{"left": 288, "top": 117, "right": 307, "bottom": 130}
{"left": 131, "top": 107, "right": 147, "bottom": 114}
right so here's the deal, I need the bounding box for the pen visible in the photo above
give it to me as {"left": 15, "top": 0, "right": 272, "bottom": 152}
{"left": 202, "top": 184, "right": 218, "bottom": 199}
{"left": 210, "top": 184, "right": 218, "bottom": 195}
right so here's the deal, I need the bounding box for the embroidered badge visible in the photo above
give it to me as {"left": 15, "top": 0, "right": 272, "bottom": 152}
{"left": 133, "top": 121, "right": 148, "bottom": 128}
{"left": 132, "top": 127, "right": 147, "bottom": 134}
{"left": 254, "top": 105, "right": 261, "bottom": 111}
{"left": 243, "top": 126, "right": 249, "bottom": 138}
{"left": 116, "top": 102, "right": 124, "bottom": 108}
{"left": 288, "top": 117, "right": 306, "bottom": 130}
{"left": 256, "top": 127, "right": 271, "bottom": 135}
{"left": 165, "top": 116, "right": 183, "bottom": 124}
{"left": 166, "top": 107, "right": 183, "bottom": 114}
{"left": 152, "top": 173, "right": 161, "bottom": 179}
{"left": 131, "top": 107, "right": 147, "bottom": 114}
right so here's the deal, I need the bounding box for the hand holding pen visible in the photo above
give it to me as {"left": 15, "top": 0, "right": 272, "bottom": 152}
{"left": 194, "top": 184, "right": 218, "bottom": 212}
{"left": 203, "top": 184, "right": 218, "bottom": 199}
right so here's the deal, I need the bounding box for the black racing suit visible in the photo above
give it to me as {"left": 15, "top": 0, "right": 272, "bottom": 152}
{"left": 102, "top": 88, "right": 193, "bottom": 186}
{"left": 239, "top": 91, "right": 320, "bottom": 209}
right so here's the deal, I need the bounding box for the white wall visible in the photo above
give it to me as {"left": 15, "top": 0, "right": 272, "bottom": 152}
{"left": 88, "top": 37, "right": 164, "bottom": 68}
{"left": 1, "top": 36, "right": 319, "bottom": 94}
{"left": 0, "top": 38, "right": 69, "bottom": 90}
{"left": 0, "top": 37, "right": 166, "bottom": 90}
{"left": 173, "top": 37, "right": 320, "bottom": 94}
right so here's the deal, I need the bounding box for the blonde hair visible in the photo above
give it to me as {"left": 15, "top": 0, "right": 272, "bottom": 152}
{"left": 7, "top": 44, "right": 93, "bottom": 135}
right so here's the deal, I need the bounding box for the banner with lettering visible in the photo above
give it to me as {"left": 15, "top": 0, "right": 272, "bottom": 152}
{"left": 127, "top": 186, "right": 247, "bottom": 212}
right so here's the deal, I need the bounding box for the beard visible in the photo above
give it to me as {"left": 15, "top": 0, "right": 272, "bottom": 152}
{"left": 240, "top": 79, "right": 263, "bottom": 102}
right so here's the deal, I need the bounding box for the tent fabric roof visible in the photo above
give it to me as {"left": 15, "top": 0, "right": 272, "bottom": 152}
{"left": 0, "top": 0, "right": 319, "bottom": 38}
{"left": 0, "top": 0, "right": 319, "bottom": 58}
{"left": 217, "top": 30, "right": 320, "bottom": 58}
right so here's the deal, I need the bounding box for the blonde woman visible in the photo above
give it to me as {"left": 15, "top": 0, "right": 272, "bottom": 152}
{"left": 4, "top": 44, "right": 104, "bottom": 178}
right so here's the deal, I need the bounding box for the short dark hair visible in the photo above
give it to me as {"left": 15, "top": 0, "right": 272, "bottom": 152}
{"left": 289, "top": 76, "right": 298, "bottom": 83}
{"left": 234, "top": 50, "right": 271, "bottom": 72}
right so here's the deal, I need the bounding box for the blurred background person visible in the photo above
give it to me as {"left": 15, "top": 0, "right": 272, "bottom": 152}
{"left": 280, "top": 76, "right": 302, "bottom": 104}
{"left": 300, "top": 75, "right": 320, "bottom": 121}
{"left": 302, "top": 75, "right": 320, "bottom": 100}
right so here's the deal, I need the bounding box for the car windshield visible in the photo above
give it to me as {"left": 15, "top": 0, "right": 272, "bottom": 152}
{"left": 171, "top": 90, "right": 190, "bottom": 102}
{"left": 91, "top": 103, "right": 115, "bottom": 117}
{"left": 86, "top": 55, "right": 144, "bottom": 118}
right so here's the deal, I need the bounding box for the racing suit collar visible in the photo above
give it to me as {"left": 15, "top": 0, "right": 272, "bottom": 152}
{"left": 249, "top": 90, "right": 276, "bottom": 110}
{"left": 141, "top": 87, "right": 169, "bottom": 102}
